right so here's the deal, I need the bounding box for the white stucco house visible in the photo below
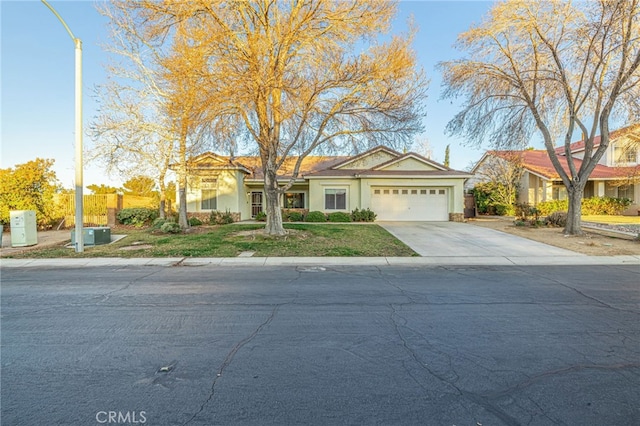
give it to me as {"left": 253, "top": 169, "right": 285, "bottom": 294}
{"left": 173, "top": 146, "right": 473, "bottom": 221}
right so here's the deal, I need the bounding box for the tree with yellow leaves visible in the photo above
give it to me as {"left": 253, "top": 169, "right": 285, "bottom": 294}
{"left": 441, "top": 0, "right": 640, "bottom": 235}
{"left": 113, "top": 0, "right": 427, "bottom": 235}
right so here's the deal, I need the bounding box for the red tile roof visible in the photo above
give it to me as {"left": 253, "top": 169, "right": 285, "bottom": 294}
{"left": 554, "top": 124, "right": 640, "bottom": 155}
{"left": 490, "top": 150, "right": 639, "bottom": 180}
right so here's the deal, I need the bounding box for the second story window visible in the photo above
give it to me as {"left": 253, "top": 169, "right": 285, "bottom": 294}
{"left": 614, "top": 145, "right": 637, "bottom": 164}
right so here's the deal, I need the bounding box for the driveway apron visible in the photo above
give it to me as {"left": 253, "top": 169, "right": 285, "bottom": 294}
{"left": 379, "top": 221, "right": 583, "bottom": 258}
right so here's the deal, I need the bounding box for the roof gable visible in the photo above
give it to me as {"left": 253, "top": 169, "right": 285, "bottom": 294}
{"left": 555, "top": 124, "right": 640, "bottom": 155}
{"left": 333, "top": 146, "right": 401, "bottom": 170}
{"left": 189, "top": 152, "right": 231, "bottom": 167}
{"left": 374, "top": 153, "right": 448, "bottom": 172}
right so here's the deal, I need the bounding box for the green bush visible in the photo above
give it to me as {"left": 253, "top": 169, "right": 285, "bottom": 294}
{"left": 160, "top": 221, "right": 181, "bottom": 233}
{"left": 188, "top": 217, "right": 203, "bottom": 226}
{"left": 305, "top": 211, "right": 327, "bottom": 222}
{"left": 545, "top": 211, "right": 567, "bottom": 227}
{"left": 286, "top": 211, "right": 305, "bottom": 222}
{"left": 254, "top": 211, "right": 267, "bottom": 222}
{"left": 351, "top": 208, "right": 377, "bottom": 222}
{"left": 328, "top": 211, "right": 352, "bottom": 222}
{"left": 151, "top": 218, "right": 168, "bottom": 229}
{"left": 536, "top": 197, "right": 631, "bottom": 216}
{"left": 116, "top": 208, "right": 158, "bottom": 227}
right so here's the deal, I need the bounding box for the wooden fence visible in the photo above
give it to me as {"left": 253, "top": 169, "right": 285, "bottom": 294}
{"left": 55, "top": 194, "right": 156, "bottom": 227}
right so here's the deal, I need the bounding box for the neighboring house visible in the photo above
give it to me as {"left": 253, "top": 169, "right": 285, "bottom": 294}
{"left": 471, "top": 126, "right": 640, "bottom": 215}
{"left": 173, "top": 146, "right": 472, "bottom": 222}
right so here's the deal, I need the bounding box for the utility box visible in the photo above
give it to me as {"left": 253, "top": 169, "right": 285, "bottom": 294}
{"left": 71, "top": 227, "right": 111, "bottom": 246}
{"left": 10, "top": 210, "right": 38, "bottom": 247}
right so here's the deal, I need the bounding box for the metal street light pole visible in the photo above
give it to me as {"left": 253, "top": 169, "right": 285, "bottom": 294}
{"left": 41, "top": 0, "right": 84, "bottom": 252}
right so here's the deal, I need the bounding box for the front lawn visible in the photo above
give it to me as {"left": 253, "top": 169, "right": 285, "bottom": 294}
{"left": 10, "top": 223, "right": 417, "bottom": 258}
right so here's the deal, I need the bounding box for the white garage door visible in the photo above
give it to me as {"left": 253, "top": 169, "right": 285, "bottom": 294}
{"left": 371, "top": 187, "right": 449, "bottom": 221}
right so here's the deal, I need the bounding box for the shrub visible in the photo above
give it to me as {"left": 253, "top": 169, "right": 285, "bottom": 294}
{"left": 116, "top": 208, "right": 158, "bottom": 227}
{"left": 286, "top": 211, "right": 305, "bottom": 222}
{"left": 209, "top": 210, "right": 235, "bottom": 225}
{"left": 160, "top": 221, "right": 181, "bottom": 233}
{"left": 582, "top": 196, "right": 631, "bottom": 215}
{"left": 545, "top": 211, "right": 567, "bottom": 227}
{"left": 535, "top": 199, "right": 568, "bottom": 216}
{"left": 328, "top": 211, "right": 352, "bottom": 222}
{"left": 254, "top": 211, "right": 267, "bottom": 222}
{"left": 536, "top": 196, "right": 631, "bottom": 216}
{"left": 188, "top": 217, "right": 203, "bottom": 226}
{"left": 351, "top": 207, "right": 377, "bottom": 222}
{"left": 151, "top": 218, "right": 168, "bottom": 229}
{"left": 305, "top": 211, "right": 327, "bottom": 222}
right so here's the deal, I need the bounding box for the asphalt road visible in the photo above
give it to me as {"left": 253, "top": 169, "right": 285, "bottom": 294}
{"left": 2, "top": 264, "right": 639, "bottom": 425}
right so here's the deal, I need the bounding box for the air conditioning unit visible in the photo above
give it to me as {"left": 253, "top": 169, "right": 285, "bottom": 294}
{"left": 71, "top": 227, "right": 111, "bottom": 246}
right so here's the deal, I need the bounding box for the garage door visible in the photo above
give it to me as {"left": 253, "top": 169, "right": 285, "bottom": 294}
{"left": 371, "top": 187, "right": 449, "bottom": 221}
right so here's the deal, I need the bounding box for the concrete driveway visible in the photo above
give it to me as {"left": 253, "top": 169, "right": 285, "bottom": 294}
{"left": 379, "top": 221, "right": 583, "bottom": 258}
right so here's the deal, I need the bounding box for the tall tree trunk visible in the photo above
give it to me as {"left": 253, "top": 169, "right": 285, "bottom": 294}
{"left": 263, "top": 168, "right": 285, "bottom": 236}
{"left": 177, "top": 131, "right": 189, "bottom": 229}
{"left": 564, "top": 182, "right": 585, "bottom": 235}
{"left": 158, "top": 172, "right": 167, "bottom": 220}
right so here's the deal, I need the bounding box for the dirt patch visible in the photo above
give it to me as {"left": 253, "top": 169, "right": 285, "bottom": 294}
{"left": 468, "top": 217, "right": 640, "bottom": 256}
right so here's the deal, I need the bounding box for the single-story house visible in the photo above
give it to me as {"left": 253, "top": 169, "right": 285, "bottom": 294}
{"left": 174, "top": 146, "right": 473, "bottom": 222}
{"left": 470, "top": 126, "right": 640, "bottom": 215}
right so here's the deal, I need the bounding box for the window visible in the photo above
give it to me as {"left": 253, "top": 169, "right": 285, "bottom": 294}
{"left": 325, "top": 189, "right": 346, "bottom": 210}
{"left": 392, "top": 189, "right": 399, "bottom": 194}
{"left": 201, "top": 178, "right": 217, "bottom": 210}
{"left": 402, "top": 189, "right": 408, "bottom": 195}
{"left": 383, "top": 189, "right": 389, "bottom": 195}
{"left": 374, "top": 189, "right": 381, "bottom": 195}
{"left": 284, "top": 193, "right": 305, "bottom": 209}
{"left": 614, "top": 145, "right": 638, "bottom": 164}
{"left": 411, "top": 189, "right": 418, "bottom": 195}
{"left": 618, "top": 185, "right": 635, "bottom": 201}
{"left": 420, "top": 189, "right": 427, "bottom": 195}
{"left": 439, "top": 189, "right": 446, "bottom": 195}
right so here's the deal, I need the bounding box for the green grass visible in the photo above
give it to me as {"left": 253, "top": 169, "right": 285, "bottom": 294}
{"left": 582, "top": 215, "right": 640, "bottom": 224}
{"left": 8, "top": 223, "right": 417, "bottom": 258}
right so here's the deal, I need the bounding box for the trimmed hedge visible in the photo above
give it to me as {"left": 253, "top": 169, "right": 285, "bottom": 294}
{"left": 305, "top": 211, "right": 327, "bottom": 222}
{"left": 536, "top": 196, "right": 631, "bottom": 216}
{"left": 328, "top": 211, "right": 352, "bottom": 222}
{"left": 116, "top": 208, "right": 158, "bottom": 227}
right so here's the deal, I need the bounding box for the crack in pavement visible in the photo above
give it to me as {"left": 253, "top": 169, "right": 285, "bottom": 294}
{"left": 182, "top": 304, "right": 281, "bottom": 426}
{"left": 182, "top": 270, "right": 302, "bottom": 426}
{"left": 387, "top": 302, "right": 523, "bottom": 425}
{"left": 518, "top": 267, "right": 640, "bottom": 315}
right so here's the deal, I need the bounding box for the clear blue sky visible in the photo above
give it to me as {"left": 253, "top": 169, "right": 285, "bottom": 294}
{"left": 1, "top": 0, "right": 494, "bottom": 190}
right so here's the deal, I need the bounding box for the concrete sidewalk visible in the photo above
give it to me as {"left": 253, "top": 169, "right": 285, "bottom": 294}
{"left": 2, "top": 254, "right": 639, "bottom": 268}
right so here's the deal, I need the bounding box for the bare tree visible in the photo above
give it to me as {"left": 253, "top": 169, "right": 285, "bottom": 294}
{"left": 411, "top": 137, "right": 434, "bottom": 159}
{"left": 440, "top": 0, "right": 640, "bottom": 234}
{"left": 126, "top": 0, "right": 427, "bottom": 235}
{"left": 91, "top": 2, "right": 220, "bottom": 227}
{"left": 473, "top": 151, "right": 525, "bottom": 214}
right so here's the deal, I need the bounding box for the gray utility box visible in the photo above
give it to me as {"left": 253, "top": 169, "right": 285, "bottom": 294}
{"left": 10, "top": 210, "right": 38, "bottom": 247}
{"left": 71, "top": 227, "right": 111, "bottom": 246}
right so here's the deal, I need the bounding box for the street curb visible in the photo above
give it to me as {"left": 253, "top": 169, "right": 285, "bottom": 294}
{"left": 2, "top": 255, "right": 639, "bottom": 268}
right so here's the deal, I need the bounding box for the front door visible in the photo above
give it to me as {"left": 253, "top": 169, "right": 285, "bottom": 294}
{"left": 251, "top": 192, "right": 263, "bottom": 218}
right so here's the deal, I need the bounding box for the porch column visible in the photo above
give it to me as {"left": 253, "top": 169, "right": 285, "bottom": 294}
{"left": 543, "top": 180, "right": 553, "bottom": 202}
